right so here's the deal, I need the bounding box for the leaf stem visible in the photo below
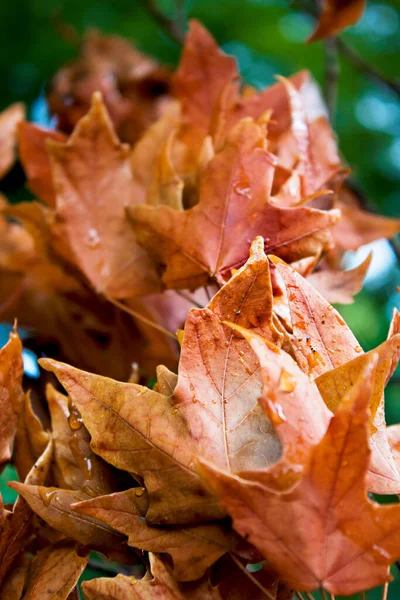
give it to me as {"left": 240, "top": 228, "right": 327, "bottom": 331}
{"left": 324, "top": 37, "right": 339, "bottom": 123}
{"left": 176, "top": 290, "right": 204, "bottom": 308}
{"left": 229, "top": 553, "right": 275, "bottom": 599}
{"left": 137, "top": 0, "right": 185, "bottom": 43}
{"left": 105, "top": 295, "right": 177, "bottom": 340}
{"left": 382, "top": 582, "right": 389, "bottom": 600}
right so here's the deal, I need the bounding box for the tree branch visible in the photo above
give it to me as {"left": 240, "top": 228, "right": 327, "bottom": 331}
{"left": 324, "top": 37, "right": 339, "bottom": 122}
{"left": 138, "top": 0, "right": 185, "bottom": 44}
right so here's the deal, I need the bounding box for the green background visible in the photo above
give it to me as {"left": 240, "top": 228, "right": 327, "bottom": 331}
{"left": 0, "top": 0, "right": 399, "bottom": 598}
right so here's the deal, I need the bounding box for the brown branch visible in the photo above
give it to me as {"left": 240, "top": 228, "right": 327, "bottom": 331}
{"left": 229, "top": 554, "right": 276, "bottom": 599}
{"left": 105, "top": 295, "right": 177, "bottom": 340}
{"left": 324, "top": 37, "right": 339, "bottom": 122}
{"left": 138, "top": 0, "right": 185, "bottom": 44}
{"left": 176, "top": 290, "right": 204, "bottom": 308}
{"left": 336, "top": 38, "right": 400, "bottom": 100}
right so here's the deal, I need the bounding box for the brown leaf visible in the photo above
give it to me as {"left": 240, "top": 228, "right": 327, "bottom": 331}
{"left": 73, "top": 487, "right": 233, "bottom": 581}
{"left": 14, "top": 391, "right": 50, "bottom": 481}
{"left": 0, "top": 555, "right": 28, "bottom": 600}
{"left": 129, "top": 119, "right": 340, "bottom": 290}
{"left": 172, "top": 20, "right": 237, "bottom": 136}
{"left": 0, "top": 441, "right": 53, "bottom": 588}
{"left": 47, "top": 29, "right": 171, "bottom": 144}
{"left": 22, "top": 545, "right": 87, "bottom": 600}
{"left": 39, "top": 358, "right": 223, "bottom": 525}
{"left": 48, "top": 92, "right": 160, "bottom": 299}
{"left": 0, "top": 103, "right": 25, "bottom": 179}
{"left": 333, "top": 196, "right": 400, "bottom": 251}
{"left": 271, "top": 256, "right": 361, "bottom": 377}
{"left": 8, "top": 484, "right": 135, "bottom": 564}
{"left": 0, "top": 328, "right": 24, "bottom": 468}
{"left": 308, "top": 0, "right": 366, "bottom": 42}
{"left": 200, "top": 355, "right": 397, "bottom": 595}
{"left": 17, "top": 122, "right": 67, "bottom": 206}
{"left": 82, "top": 553, "right": 222, "bottom": 600}
{"left": 171, "top": 237, "right": 282, "bottom": 472}
{"left": 46, "top": 384, "right": 116, "bottom": 495}
{"left": 307, "top": 253, "right": 371, "bottom": 304}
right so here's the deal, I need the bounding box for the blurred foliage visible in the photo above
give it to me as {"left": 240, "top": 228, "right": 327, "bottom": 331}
{"left": 0, "top": 0, "right": 399, "bottom": 597}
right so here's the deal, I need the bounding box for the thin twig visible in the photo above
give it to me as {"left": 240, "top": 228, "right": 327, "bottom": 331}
{"left": 320, "top": 588, "right": 329, "bottom": 600}
{"left": 105, "top": 295, "right": 177, "bottom": 340}
{"left": 138, "top": 0, "right": 184, "bottom": 43}
{"left": 204, "top": 286, "right": 212, "bottom": 302}
{"left": 88, "top": 558, "right": 122, "bottom": 576}
{"left": 359, "top": 592, "right": 366, "bottom": 600}
{"left": 304, "top": 592, "right": 316, "bottom": 600}
{"left": 324, "top": 37, "right": 339, "bottom": 122}
{"left": 336, "top": 38, "right": 400, "bottom": 99}
{"left": 229, "top": 553, "right": 275, "bottom": 600}
{"left": 382, "top": 582, "right": 389, "bottom": 600}
{"left": 176, "top": 290, "right": 204, "bottom": 308}
{"left": 295, "top": 592, "right": 307, "bottom": 600}
{"left": 329, "top": 593, "right": 335, "bottom": 600}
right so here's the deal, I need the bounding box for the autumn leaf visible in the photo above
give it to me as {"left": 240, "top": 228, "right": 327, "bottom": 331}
{"left": 129, "top": 119, "right": 340, "bottom": 289}
{"left": 72, "top": 487, "right": 233, "bottom": 581}
{"left": 308, "top": 0, "right": 366, "bottom": 42}
{"left": 0, "top": 103, "right": 25, "bottom": 179}
{"left": 0, "top": 555, "right": 28, "bottom": 600}
{"left": 39, "top": 358, "right": 224, "bottom": 525}
{"left": 172, "top": 20, "right": 237, "bottom": 136}
{"left": 47, "top": 92, "right": 160, "bottom": 299}
{"left": 8, "top": 483, "right": 136, "bottom": 564}
{"left": 21, "top": 545, "right": 87, "bottom": 600}
{"left": 17, "top": 122, "right": 66, "bottom": 207}
{"left": 47, "top": 29, "right": 171, "bottom": 144}
{"left": 0, "top": 441, "right": 53, "bottom": 588}
{"left": 200, "top": 354, "right": 398, "bottom": 595}
{"left": 306, "top": 252, "right": 371, "bottom": 304}
{"left": 0, "top": 327, "right": 23, "bottom": 469}
{"left": 82, "top": 553, "right": 223, "bottom": 600}
{"left": 13, "top": 391, "right": 50, "bottom": 481}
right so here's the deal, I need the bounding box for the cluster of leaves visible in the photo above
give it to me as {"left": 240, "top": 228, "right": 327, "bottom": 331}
{"left": 0, "top": 7, "right": 400, "bottom": 599}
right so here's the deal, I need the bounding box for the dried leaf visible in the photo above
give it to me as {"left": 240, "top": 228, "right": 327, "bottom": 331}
{"left": 8, "top": 484, "right": 135, "bottom": 564}
{"left": 130, "top": 119, "right": 340, "bottom": 289}
{"left": 17, "top": 122, "right": 67, "bottom": 207}
{"left": 73, "top": 487, "right": 233, "bottom": 581}
{"left": 0, "top": 328, "right": 24, "bottom": 469}
{"left": 307, "top": 253, "right": 371, "bottom": 304}
{"left": 14, "top": 391, "right": 50, "bottom": 481}
{"left": 21, "top": 545, "right": 87, "bottom": 600}
{"left": 200, "top": 355, "right": 396, "bottom": 595}
{"left": 39, "top": 358, "right": 223, "bottom": 525}
{"left": 0, "top": 103, "right": 25, "bottom": 179}
{"left": 48, "top": 92, "right": 160, "bottom": 298}
{"left": 308, "top": 0, "right": 366, "bottom": 42}
{"left": 82, "top": 553, "right": 222, "bottom": 600}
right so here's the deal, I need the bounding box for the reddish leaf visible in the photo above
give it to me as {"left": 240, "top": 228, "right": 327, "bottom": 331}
{"left": 308, "top": 0, "right": 366, "bottom": 42}
{"left": 0, "top": 103, "right": 25, "bottom": 179}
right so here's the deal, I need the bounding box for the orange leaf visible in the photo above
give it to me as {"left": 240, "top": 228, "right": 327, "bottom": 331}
{"left": 308, "top": 0, "right": 366, "bottom": 42}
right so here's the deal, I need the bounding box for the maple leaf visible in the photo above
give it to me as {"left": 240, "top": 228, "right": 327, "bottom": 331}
{"left": 17, "top": 122, "right": 66, "bottom": 207}
{"left": 72, "top": 487, "right": 233, "bottom": 582}
{"left": 0, "top": 440, "right": 53, "bottom": 588}
{"left": 172, "top": 20, "right": 237, "bottom": 136}
{"left": 0, "top": 327, "right": 23, "bottom": 469}
{"left": 200, "top": 354, "right": 400, "bottom": 595}
{"left": 129, "top": 119, "right": 340, "bottom": 290}
{"left": 47, "top": 92, "right": 160, "bottom": 299}
{"left": 308, "top": 0, "right": 366, "bottom": 42}
{"left": 39, "top": 357, "right": 224, "bottom": 525}
{"left": 82, "top": 553, "right": 223, "bottom": 600}
{"left": 306, "top": 252, "right": 371, "bottom": 304}
{"left": 46, "top": 384, "right": 117, "bottom": 495}
{"left": 274, "top": 258, "right": 400, "bottom": 493}
{"left": 8, "top": 483, "right": 137, "bottom": 565}
{"left": 47, "top": 29, "right": 171, "bottom": 144}
{"left": 20, "top": 545, "right": 87, "bottom": 600}
{"left": 13, "top": 391, "right": 50, "bottom": 481}
{"left": 0, "top": 103, "right": 25, "bottom": 180}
